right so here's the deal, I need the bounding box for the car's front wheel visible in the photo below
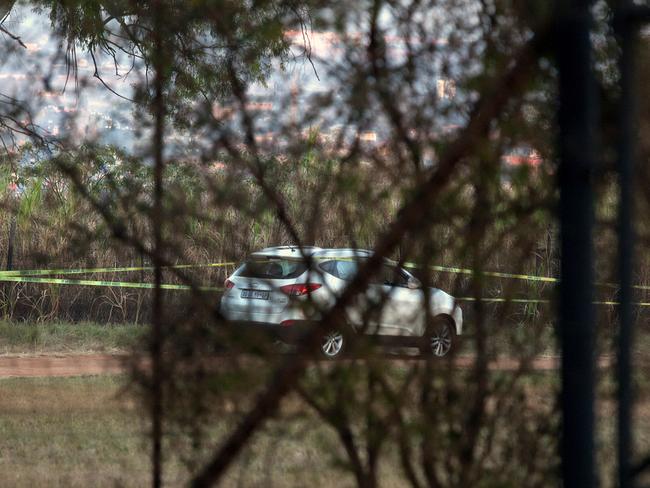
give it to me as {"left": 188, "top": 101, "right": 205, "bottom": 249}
{"left": 421, "top": 317, "right": 455, "bottom": 358}
{"left": 320, "top": 329, "right": 346, "bottom": 358}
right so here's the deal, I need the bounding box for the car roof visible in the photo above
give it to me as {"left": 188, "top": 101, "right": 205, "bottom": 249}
{"left": 249, "top": 246, "right": 374, "bottom": 260}
{"left": 246, "top": 247, "right": 413, "bottom": 274}
{"left": 312, "top": 248, "right": 373, "bottom": 259}
{"left": 250, "top": 246, "right": 323, "bottom": 259}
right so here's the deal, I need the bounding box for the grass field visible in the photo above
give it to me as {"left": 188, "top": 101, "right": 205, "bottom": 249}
{"left": 0, "top": 376, "right": 156, "bottom": 487}
{"left": 1, "top": 321, "right": 650, "bottom": 487}
{"left": 1, "top": 368, "right": 650, "bottom": 486}
{"left": 3, "top": 318, "right": 647, "bottom": 358}
{"left": 0, "top": 375, "right": 406, "bottom": 487}
{"left": 0, "top": 321, "right": 143, "bottom": 355}
{"left": 0, "top": 319, "right": 541, "bottom": 356}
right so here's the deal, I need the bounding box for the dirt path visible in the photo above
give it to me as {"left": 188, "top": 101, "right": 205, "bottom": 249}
{"left": 0, "top": 353, "right": 614, "bottom": 378}
{"left": 0, "top": 354, "right": 128, "bottom": 378}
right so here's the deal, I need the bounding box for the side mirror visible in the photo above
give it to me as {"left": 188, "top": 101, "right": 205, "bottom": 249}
{"left": 407, "top": 277, "right": 422, "bottom": 289}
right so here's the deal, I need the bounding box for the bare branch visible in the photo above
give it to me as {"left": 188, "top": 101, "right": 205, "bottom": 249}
{"left": 190, "top": 25, "right": 549, "bottom": 487}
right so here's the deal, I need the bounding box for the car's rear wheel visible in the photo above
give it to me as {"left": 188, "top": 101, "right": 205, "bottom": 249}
{"left": 421, "top": 317, "right": 455, "bottom": 358}
{"left": 320, "top": 329, "right": 345, "bottom": 358}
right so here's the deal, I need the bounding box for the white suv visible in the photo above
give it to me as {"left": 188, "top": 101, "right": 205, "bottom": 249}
{"left": 219, "top": 246, "right": 463, "bottom": 358}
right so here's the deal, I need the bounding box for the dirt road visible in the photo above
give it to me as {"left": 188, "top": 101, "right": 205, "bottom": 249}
{"left": 0, "top": 354, "right": 128, "bottom": 377}
{"left": 0, "top": 353, "right": 614, "bottom": 378}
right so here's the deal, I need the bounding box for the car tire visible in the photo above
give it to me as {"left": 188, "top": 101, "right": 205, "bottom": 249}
{"left": 420, "top": 317, "right": 455, "bottom": 358}
{"left": 319, "top": 328, "right": 346, "bottom": 359}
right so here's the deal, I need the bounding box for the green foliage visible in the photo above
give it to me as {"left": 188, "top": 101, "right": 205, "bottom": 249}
{"left": 17, "top": 176, "right": 43, "bottom": 227}
{"left": 33, "top": 0, "right": 301, "bottom": 126}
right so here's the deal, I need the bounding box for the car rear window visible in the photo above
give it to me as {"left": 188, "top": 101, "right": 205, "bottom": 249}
{"left": 235, "top": 259, "right": 308, "bottom": 279}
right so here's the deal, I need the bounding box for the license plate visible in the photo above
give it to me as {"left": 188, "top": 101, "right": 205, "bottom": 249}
{"left": 241, "top": 289, "right": 270, "bottom": 300}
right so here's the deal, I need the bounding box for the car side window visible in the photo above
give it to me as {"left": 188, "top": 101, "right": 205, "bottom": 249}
{"left": 320, "top": 260, "right": 409, "bottom": 287}
{"left": 319, "top": 260, "right": 338, "bottom": 276}
{"left": 336, "top": 260, "right": 358, "bottom": 280}
{"left": 319, "top": 260, "right": 358, "bottom": 280}
{"left": 372, "top": 264, "right": 409, "bottom": 287}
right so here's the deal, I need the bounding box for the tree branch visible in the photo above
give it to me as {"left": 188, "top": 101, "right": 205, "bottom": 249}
{"left": 190, "top": 25, "right": 549, "bottom": 488}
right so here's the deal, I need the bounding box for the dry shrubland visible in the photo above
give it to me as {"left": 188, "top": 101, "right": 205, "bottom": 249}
{"left": 0, "top": 1, "right": 649, "bottom": 487}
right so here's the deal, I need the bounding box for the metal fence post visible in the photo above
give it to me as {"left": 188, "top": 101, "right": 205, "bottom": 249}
{"left": 615, "top": 2, "right": 637, "bottom": 486}
{"left": 556, "top": 1, "right": 597, "bottom": 486}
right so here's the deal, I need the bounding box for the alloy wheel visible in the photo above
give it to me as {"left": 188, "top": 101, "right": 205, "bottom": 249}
{"left": 429, "top": 322, "right": 452, "bottom": 357}
{"left": 321, "top": 331, "right": 344, "bottom": 358}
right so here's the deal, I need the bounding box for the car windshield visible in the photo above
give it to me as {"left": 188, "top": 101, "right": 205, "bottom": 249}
{"left": 235, "top": 258, "right": 308, "bottom": 279}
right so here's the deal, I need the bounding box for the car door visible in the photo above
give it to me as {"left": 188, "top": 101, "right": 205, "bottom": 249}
{"left": 318, "top": 259, "right": 421, "bottom": 336}
{"left": 318, "top": 259, "right": 383, "bottom": 334}
{"left": 373, "top": 264, "right": 425, "bottom": 336}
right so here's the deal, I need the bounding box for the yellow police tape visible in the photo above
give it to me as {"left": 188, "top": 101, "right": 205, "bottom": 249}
{"left": 404, "top": 262, "right": 558, "bottom": 283}
{"left": 403, "top": 262, "right": 650, "bottom": 291}
{"left": 0, "top": 267, "right": 649, "bottom": 306}
{"left": 0, "top": 262, "right": 235, "bottom": 277}
{"left": 0, "top": 274, "right": 222, "bottom": 291}
{"left": 455, "top": 297, "right": 650, "bottom": 306}
{"left": 1, "top": 258, "right": 648, "bottom": 291}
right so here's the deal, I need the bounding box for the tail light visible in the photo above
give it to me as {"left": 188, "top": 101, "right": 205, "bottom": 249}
{"left": 279, "top": 283, "right": 321, "bottom": 296}
{"left": 224, "top": 279, "right": 235, "bottom": 290}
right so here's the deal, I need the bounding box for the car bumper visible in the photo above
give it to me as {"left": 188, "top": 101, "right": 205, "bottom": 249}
{"left": 453, "top": 305, "right": 463, "bottom": 335}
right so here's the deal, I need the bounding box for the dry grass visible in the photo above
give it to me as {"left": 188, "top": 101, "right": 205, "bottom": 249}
{"left": 0, "top": 353, "right": 649, "bottom": 486}
{"left": 0, "top": 376, "right": 156, "bottom": 487}
{"left": 0, "top": 375, "right": 403, "bottom": 487}
{"left": 0, "top": 370, "right": 563, "bottom": 487}
{"left": 0, "top": 321, "right": 144, "bottom": 355}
